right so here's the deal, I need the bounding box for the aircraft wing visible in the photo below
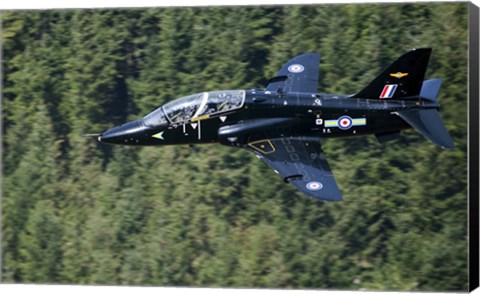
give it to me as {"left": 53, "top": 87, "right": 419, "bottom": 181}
{"left": 245, "top": 136, "right": 343, "bottom": 202}
{"left": 265, "top": 53, "right": 320, "bottom": 94}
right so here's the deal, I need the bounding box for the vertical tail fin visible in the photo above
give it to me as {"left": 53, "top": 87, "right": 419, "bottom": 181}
{"left": 350, "top": 48, "right": 432, "bottom": 100}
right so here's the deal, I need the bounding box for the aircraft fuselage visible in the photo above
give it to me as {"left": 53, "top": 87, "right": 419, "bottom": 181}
{"left": 99, "top": 89, "right": 439, "bottom": 147}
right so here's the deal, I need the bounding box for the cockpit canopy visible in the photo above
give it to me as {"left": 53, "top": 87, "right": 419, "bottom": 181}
{"left": 143, "top": 90, "right": 245, "bottom": 127}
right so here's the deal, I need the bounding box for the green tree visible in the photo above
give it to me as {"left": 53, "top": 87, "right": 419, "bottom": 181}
{"left": 17, "top": 200, "right": 64, "bottom": 282}
{"left": 2, "top": 102, "right": 60, "bottom": 281}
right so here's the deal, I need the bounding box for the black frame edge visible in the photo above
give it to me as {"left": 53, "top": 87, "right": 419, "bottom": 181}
{"left": 469, "top": 2, "right": 480, "bottom": 292}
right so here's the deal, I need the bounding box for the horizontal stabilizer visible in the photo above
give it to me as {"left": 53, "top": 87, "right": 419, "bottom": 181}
{"left": 397, "top": 109, "right": 454, "bottom": 148}
{"left": 420, "top": 78, "right": 442, "bottom": 102}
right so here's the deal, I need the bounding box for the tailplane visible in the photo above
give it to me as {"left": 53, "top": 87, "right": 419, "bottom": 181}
{"left": 397, "top": 109, "right": 454, "bottom": 148}
{"left": 350, "top": 48, "right": 432, "bottom": 100}
{"left": 419, "top": 78, "right": 442, "bottom": 102}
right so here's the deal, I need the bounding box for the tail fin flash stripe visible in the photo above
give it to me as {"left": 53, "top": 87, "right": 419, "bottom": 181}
{"left": 380, "top": 84, "right": 398, "bottom": 98}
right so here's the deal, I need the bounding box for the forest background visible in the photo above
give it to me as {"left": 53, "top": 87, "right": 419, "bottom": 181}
{"left": 1, "top": 2, "right": 469, "bottom": 291}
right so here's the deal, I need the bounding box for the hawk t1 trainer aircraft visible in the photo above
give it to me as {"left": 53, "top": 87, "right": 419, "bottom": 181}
{"left": 97, "top": 48, "right": 454, "bottom": 202}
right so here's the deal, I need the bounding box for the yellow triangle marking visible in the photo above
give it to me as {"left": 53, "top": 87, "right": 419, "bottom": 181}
{"left": 152, "top": 131, "right": 164, "bottom": 140}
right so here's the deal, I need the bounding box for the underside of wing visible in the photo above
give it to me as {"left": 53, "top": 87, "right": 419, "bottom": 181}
{"left": 245, "top": 136, "right": 343, "bottom": 202}
{"left": 265, "top": 53, "right": 320, "bottom": 94}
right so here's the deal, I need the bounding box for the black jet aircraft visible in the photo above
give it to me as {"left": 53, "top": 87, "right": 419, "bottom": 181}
{"left": 97, "top": 48, "right": 454, "bottom": 202}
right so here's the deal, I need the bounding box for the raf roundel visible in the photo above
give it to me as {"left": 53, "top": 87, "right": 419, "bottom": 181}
{"left": 337, "top": 116, "right": 353, "bottom": 130}
{"left": 306, "top": 181, "right": 323, "bottom": 191}
{"left": 288, "top": 64, "right": 305, "bottom": 73}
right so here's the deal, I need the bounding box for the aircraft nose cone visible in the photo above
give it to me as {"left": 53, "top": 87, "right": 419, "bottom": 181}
{"left": 99, "top": 119, "right": 148, "bottom": 145}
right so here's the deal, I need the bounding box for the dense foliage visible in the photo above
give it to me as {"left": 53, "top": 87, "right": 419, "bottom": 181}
{"left": 1, "top": 3, "right": 468, "bottom": 290}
